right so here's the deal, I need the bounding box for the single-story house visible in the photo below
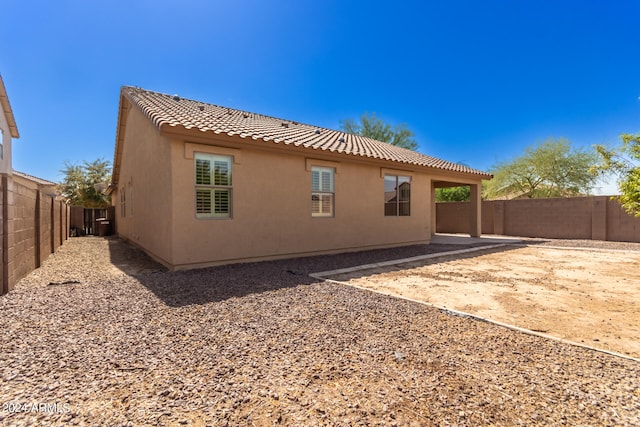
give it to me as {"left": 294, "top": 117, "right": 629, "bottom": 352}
{"left": 110, "top": 86, "right": 492, "bottom": 270}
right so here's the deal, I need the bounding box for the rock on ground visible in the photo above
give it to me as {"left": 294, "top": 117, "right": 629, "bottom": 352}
{"left": 0, "top": 236, "right": 638, "bottom": 426}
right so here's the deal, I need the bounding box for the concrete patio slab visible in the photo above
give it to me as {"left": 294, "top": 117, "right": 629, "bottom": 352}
{"left": 431, "top": 233, "right": 524, "bottom": 245}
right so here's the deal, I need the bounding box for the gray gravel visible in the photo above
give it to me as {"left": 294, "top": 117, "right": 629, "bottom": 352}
{"left": 519, "top": 237, "right": 640, "bottom": 251}
{"left": 1, "top": 236, "right": 639, "bottom": 426}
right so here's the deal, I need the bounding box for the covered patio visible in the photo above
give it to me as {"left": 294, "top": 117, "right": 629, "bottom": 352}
{"left": 431, "top": 179, "right": 485, "bottom": 237}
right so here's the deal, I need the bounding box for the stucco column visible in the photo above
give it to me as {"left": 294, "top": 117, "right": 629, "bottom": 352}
{"left": 430, "top": 180, "right": 436, "bottom": 235}
{"left": 469, "top": 183, "right": 482, "bottom": 237}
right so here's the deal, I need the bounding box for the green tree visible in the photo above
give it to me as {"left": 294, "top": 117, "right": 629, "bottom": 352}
{"left": 592, "top": 133, "right": 640, "bottom": 217}
{"left": 58, "top": 158, "right": 112, "bottom": 208}
{"left": 340, "top": 112, "right": 418, "bottom": 151}
{"left": 436, "top": 186, "right": 471, "bottom": 202}
{"left": 485, "top": 138, "right": 598, "bottom": 199}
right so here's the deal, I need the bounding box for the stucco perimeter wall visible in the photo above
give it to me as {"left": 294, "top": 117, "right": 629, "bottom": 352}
{"left": 168, "top": 140, "right": 433, "bottom": 269}
{"left": 606, "top": 197, "right": 640, "bottom": 242}
{"left": 1, "top": 174, "right": 70, "bottom": 294}
{"left": 112, "top": 105, "right": 173, "bottom": 264}
{"left": 436, "top": 196, "right": 640, "bottom": 242}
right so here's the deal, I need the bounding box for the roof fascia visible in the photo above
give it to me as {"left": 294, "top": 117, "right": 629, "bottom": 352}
{"left": 159, "top": 125, "right": 492, "bottom": 180}
{"left": 0, "top": 75, "right": 19, "bottom": 138}
{"left": 430, "top": 169, "right": 493, "bottom": 182}
{"left": 111, "top": 91, "right": 130, "bottom": 188}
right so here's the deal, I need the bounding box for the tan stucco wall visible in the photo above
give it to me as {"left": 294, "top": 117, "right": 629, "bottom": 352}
{"left": 166, "top": 139, "right": 434, "bottom": 269}
{"left": 113, "top": 105, "right": 174, "bottom": 265}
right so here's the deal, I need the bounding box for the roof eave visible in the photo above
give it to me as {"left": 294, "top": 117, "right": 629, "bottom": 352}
{"left": 159, "top": 124, "right": 492, "bottom": 178}
{"left": 111, "top": 90, "right": 131, "bottom": 188}
{"left": 0, "top": 75, "right": 20, "bottom": 139}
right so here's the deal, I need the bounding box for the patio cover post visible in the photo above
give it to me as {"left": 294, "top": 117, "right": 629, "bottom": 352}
{"left": 430, "top": 180, "right": 437, "bottom": 235}
{"left": 469, "top": 183, "right": 481, "bottom": 237}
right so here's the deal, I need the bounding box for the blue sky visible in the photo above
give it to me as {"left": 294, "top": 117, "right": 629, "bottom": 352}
{"left": 2, "top": 0, "right": 639, "bottom": 194}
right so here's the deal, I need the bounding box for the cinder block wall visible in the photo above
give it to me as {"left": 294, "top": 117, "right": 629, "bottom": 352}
{"left": 9, "top": 180, "right": 38, "bottom": 286}
{"left": 606, "top": 198, "right": 640, "bottom": 241}
{"left": 435, "top": 201, "right": 496, "bottom": 235}
{"left": 502, "top": 197, "right": 593, "bottom": 239}
{"left": 435, "top": 201, "right": 469, "bottom": 233}
{"left": 0, "top": 177, "right": 5, "bottom": 294}
{"left": 39, "top": 193, "right": 53, "bottom": 265}
{"left": 436, "top": 196, "right": 640, "bottom": 243}
{"left": 1, "top": 174, "right": 70, "bottom": 294}
{"left": 53, "top": 198, "right": 61, "bottom": 248}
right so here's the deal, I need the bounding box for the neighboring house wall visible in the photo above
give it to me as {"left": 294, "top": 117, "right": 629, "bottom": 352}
{"left": 436, "top": 196, "right": 640, "bottom": 242}
{"left": 0, "top": 106, "right": 10, "bottom": 174}
{"left": 0, "top": 75, "right": 18, "bottom": 175}
{"left": 1, "top": 175, "right": 69, "bottom": 294}
{"left": 0, "top": 117, "right": 10, "bottom": 174}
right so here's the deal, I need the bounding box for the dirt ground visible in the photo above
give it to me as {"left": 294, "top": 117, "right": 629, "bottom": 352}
{"left": 329, "top": 244, "right": 640, "bottom": 358}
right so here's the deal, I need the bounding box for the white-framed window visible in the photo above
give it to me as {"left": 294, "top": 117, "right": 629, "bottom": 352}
{"left": 384, "top": 175, "right": 411, "bottom": 216}
{"left": 311, "top": 166, "right": 334, "bottom": 217}
{"left": 195, "top": 153, "right": 232, "bottom": 219}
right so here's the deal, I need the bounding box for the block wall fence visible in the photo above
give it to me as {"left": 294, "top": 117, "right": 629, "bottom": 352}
{"left": 1, "top": 174, "right": 69, "bottom": 295}
{"left": 436, "top": 196, "right": 640, "bottom": 243}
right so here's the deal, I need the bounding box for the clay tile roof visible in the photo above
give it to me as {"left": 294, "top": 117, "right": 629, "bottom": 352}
{"left": 13, "top": 170, "right": 56, "bottom": 186}
{"left": 0, "top": 75, "right": 20, "bottom": 139}
{"left": 120, "top": 86, "right": 490, "bottom": 177}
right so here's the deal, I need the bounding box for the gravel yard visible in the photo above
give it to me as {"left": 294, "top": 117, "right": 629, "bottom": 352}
{"left": 1, "top": 236, "right": 639, "bottom": 426}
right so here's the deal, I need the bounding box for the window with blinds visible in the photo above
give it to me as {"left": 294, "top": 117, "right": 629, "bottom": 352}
{"left": 195, "top": 153, "right": 232, "bottom": 218}
{"left": 384, "top": 175, "right": 411, "bottom": 216}
{"left": 311, "top": 166, "right": 334, "bottom": 217}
